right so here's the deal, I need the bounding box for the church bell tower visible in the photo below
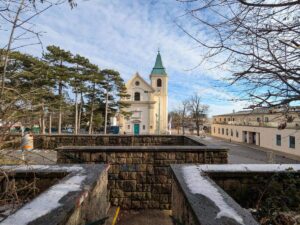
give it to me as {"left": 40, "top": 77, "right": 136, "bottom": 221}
{"left": 150, "top": 51, "right": 168, "bottom": 134}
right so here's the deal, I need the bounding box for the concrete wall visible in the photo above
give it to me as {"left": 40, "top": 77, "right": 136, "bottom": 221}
{"left": 212, "top": 124, "right": 300, "bottom": 157}
{"left": 57, "top": 147, "right": 228, "bottom": 209}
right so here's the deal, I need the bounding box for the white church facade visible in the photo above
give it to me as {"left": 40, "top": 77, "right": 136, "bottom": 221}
{"left": 119, "top": 51, "right": 168, "bottom": 135}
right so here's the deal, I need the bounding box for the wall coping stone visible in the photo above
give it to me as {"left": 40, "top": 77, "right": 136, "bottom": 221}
{"left": 56, "top": 145, "right": 228, "bottom": 152}
{"left": 171, "top": 164, "right": 288, "bottom": 225}
{"left": 1, "top": 164, "right": 109, "bottom": 225}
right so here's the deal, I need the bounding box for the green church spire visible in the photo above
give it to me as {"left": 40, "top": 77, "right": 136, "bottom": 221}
{"left": 151, "top": 51, "right": 167, "bottom": 76}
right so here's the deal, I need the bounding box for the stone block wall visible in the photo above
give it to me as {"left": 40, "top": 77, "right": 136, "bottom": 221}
{"left": 57, "top": 147, "right": 228, "bottom": 209}
{"left": 170, "top": 165, "right": 261, "bottom": 225}
{"left": 1, "top": 165, "right": 109, "bottom": 225}
{"left": 33, "top": 135, "right": 201, "bottom": 149}
{"left": 65, "top": 166, "right": 109, "bottom": 225}
{"left": 172, "top": 176, "right": 199, "bottom": 225}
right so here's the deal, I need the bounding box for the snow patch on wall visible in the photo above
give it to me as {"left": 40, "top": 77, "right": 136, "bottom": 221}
{"left": 182, "top": 165, "right": 244, "bottom": 224}
{"left": 1, "top": 164, "right": 83, "bottom": 172}
{"left": 197, "top": 164, "right": 300, "bottom": 172}
{"left": 1, "top": 168, "right": 86, "bottom": 225}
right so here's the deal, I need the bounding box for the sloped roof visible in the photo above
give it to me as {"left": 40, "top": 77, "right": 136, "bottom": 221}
{"left": 126, "top": 72, "right": 155, "bottom": 92}
{"left": 150, "top": 51, "right": 167, "bottom": 76}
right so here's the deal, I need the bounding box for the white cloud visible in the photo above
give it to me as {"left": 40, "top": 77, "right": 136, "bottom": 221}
{"left": 1, "top": 0, "right": 246, "bottom": 116}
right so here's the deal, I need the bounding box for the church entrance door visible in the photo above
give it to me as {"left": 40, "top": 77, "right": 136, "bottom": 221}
{"left": 134, "top": 124, "right": 140, "bottom": 135}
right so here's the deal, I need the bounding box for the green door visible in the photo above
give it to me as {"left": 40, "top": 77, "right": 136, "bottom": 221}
{"left": 134, "top": 124, "right": 140, "bottom": 135}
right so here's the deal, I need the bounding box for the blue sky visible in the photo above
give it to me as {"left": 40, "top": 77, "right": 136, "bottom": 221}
{"left": 2, "top": 0, "right": 249, "bottom": 116}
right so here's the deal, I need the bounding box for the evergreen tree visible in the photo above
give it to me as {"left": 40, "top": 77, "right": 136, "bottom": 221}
{"left": 100, "top": 69, "right": 129, "bottom": 134}
{"left": 44, "top": 45, "right": 72, "bottom": 134}
{"left": 69, "top": 54, "right": 90, "bottom": 134}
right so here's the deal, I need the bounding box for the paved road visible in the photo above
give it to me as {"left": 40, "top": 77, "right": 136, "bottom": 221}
{"left": 198, "top": 136, "right": 299, "bottom": 164}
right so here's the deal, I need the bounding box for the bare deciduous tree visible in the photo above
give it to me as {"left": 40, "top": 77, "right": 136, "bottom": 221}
{"left": 178, "top": 100, "right": 189, "bottom": 135}
{"left": 188, "top": 94, "right": 209, "bottom": 136}
{"left": 177, "top": 0, "right": 300, "bottom": 108}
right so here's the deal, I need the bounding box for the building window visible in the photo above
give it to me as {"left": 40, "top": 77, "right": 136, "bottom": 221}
{"left": 157, "top": 79, "right": 162, "bottom": 87}
{"left": 226, "top": 129, "right": 228, "bottom": 136}
{"left": 218, "top": 128, "right": 220, "bottom": 134}
{"left": 134, "top": 92, "right": 140, "bottom": 101}
{"left": 224, "top": 118, "right": 226, "bottom": 122}
{"left": 214, "top": 127, "right": 215, "bottom": 133}
{"left": 222, "top": 128, "right": 224, "bottom": 135}
{"left": 135, "top": 81, "right": 140, "bottom": 86}
{"left": 289, "top": 136, "right": 295, "bottom": 149}
{"left": 233, "top": 118, "right": 235, "bottom": 121}
{"left": 265, "top": 117, "right": 269, "bottom": 122}
{"left": 127, "top": 125, "right": 130, "bottom": 130}
{"left": 143, "top": 125, "right": 146, "bottom": 130}
{"left": 257, "top": 117, "right": 261, "bottom": 122}
{"left": 276, "top": 134, "right": 281, "bottom": 146}
{"left": 236, "top": 131, "right": 239, "bottom": 138}
{"left": 231, "top": 129, "right": 233, "bottom": 136}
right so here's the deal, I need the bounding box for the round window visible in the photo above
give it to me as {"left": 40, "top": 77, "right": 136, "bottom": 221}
{"left": 135, "top": 81, "right": 140, "bottom": 86}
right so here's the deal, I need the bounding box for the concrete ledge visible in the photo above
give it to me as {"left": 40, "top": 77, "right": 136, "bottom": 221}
{"left": 171, "top": 164, "right": 300, "bottom": 225}
{"left": 0, "top": 164, "right": 109, "bottom": 225}
{"left": 56, "top": 145, "right": 228, "bottom": 152}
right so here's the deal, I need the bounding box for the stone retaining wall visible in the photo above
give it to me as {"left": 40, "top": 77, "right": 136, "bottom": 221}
{"left": 56, "top": 145, "right": 228, "bottom": 209}
{"left": 34, "top": 135, "right": 202, "bottom": 149}
{"left": 170, "top": 164, "right": 300, "bottom": 225}
{"left": 1, "top": 165, "right": 109, "bottom": 225}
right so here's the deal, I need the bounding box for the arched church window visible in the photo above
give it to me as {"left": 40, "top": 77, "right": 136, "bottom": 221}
{"left": 134, "top": 92, "right": 140, "bottom": 101}
{"left": 157, "top": 79, "right": 162, "bottom": 87}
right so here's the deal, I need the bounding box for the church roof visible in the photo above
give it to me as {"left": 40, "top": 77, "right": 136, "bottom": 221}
{"left": 126, "top": 72, "right": 155, "bottom": 92}
{"left": 150, "top": 51, "right": 167, "bottom": 76}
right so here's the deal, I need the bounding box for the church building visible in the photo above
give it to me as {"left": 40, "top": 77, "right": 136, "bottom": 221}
{"left": 119, "top": 51, "right": 168, "bottom": 135}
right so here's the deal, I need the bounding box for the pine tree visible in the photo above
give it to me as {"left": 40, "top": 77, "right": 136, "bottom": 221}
{"left": 100, "top": 69, "right": 130, "bottom": 134}
{"left": 44, "top": 45, "right": 72, "bottom": 134}
{"left": 69, "top": 54, "right": 90, "bottom": 134}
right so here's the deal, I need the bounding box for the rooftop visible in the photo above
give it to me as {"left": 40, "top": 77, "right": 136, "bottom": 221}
{"left": 150, "top": 51, "right": 167, "bottom": 76}
{"left": 214, "top": 106, "right": 300, "bottom": 117}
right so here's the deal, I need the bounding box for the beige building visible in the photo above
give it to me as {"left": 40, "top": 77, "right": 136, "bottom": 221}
{"left": 211, "top": 107, "right": 300, "bottom": 157}
{"left": 119, "top": 51, "right": 168, "bottom": 135}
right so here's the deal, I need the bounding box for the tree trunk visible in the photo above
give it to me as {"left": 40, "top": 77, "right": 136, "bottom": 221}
{"left": 196, "top": 122, "right": 200, "bottom": 136}
{"left": 104, "top": 90, "right": 109, "bottom": 135}
{"left": 74, "top": 87, "right": 78, "bottom": 135}
{"left": 181, "top": 116, "right": 185, "bottom": 135}
{"left": 58, "top": 81, "right": 62, "bottom": 134}
{"left": 77, "top": 92, "right": 83, "bottom": 134}
{"left": 49, "top": 113, "right": 52, "bottom": 135}
{"left": 1, "top": 0, "right": 25, "bottom": 97}
{"left": 41, "top": 103, "right": 45, "bottom": 134}
{"left": 88, "top": 83, "right": 96, "bottom": 134}
{"left": 88, "top": 104, "right": 94, "bottom": 134}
